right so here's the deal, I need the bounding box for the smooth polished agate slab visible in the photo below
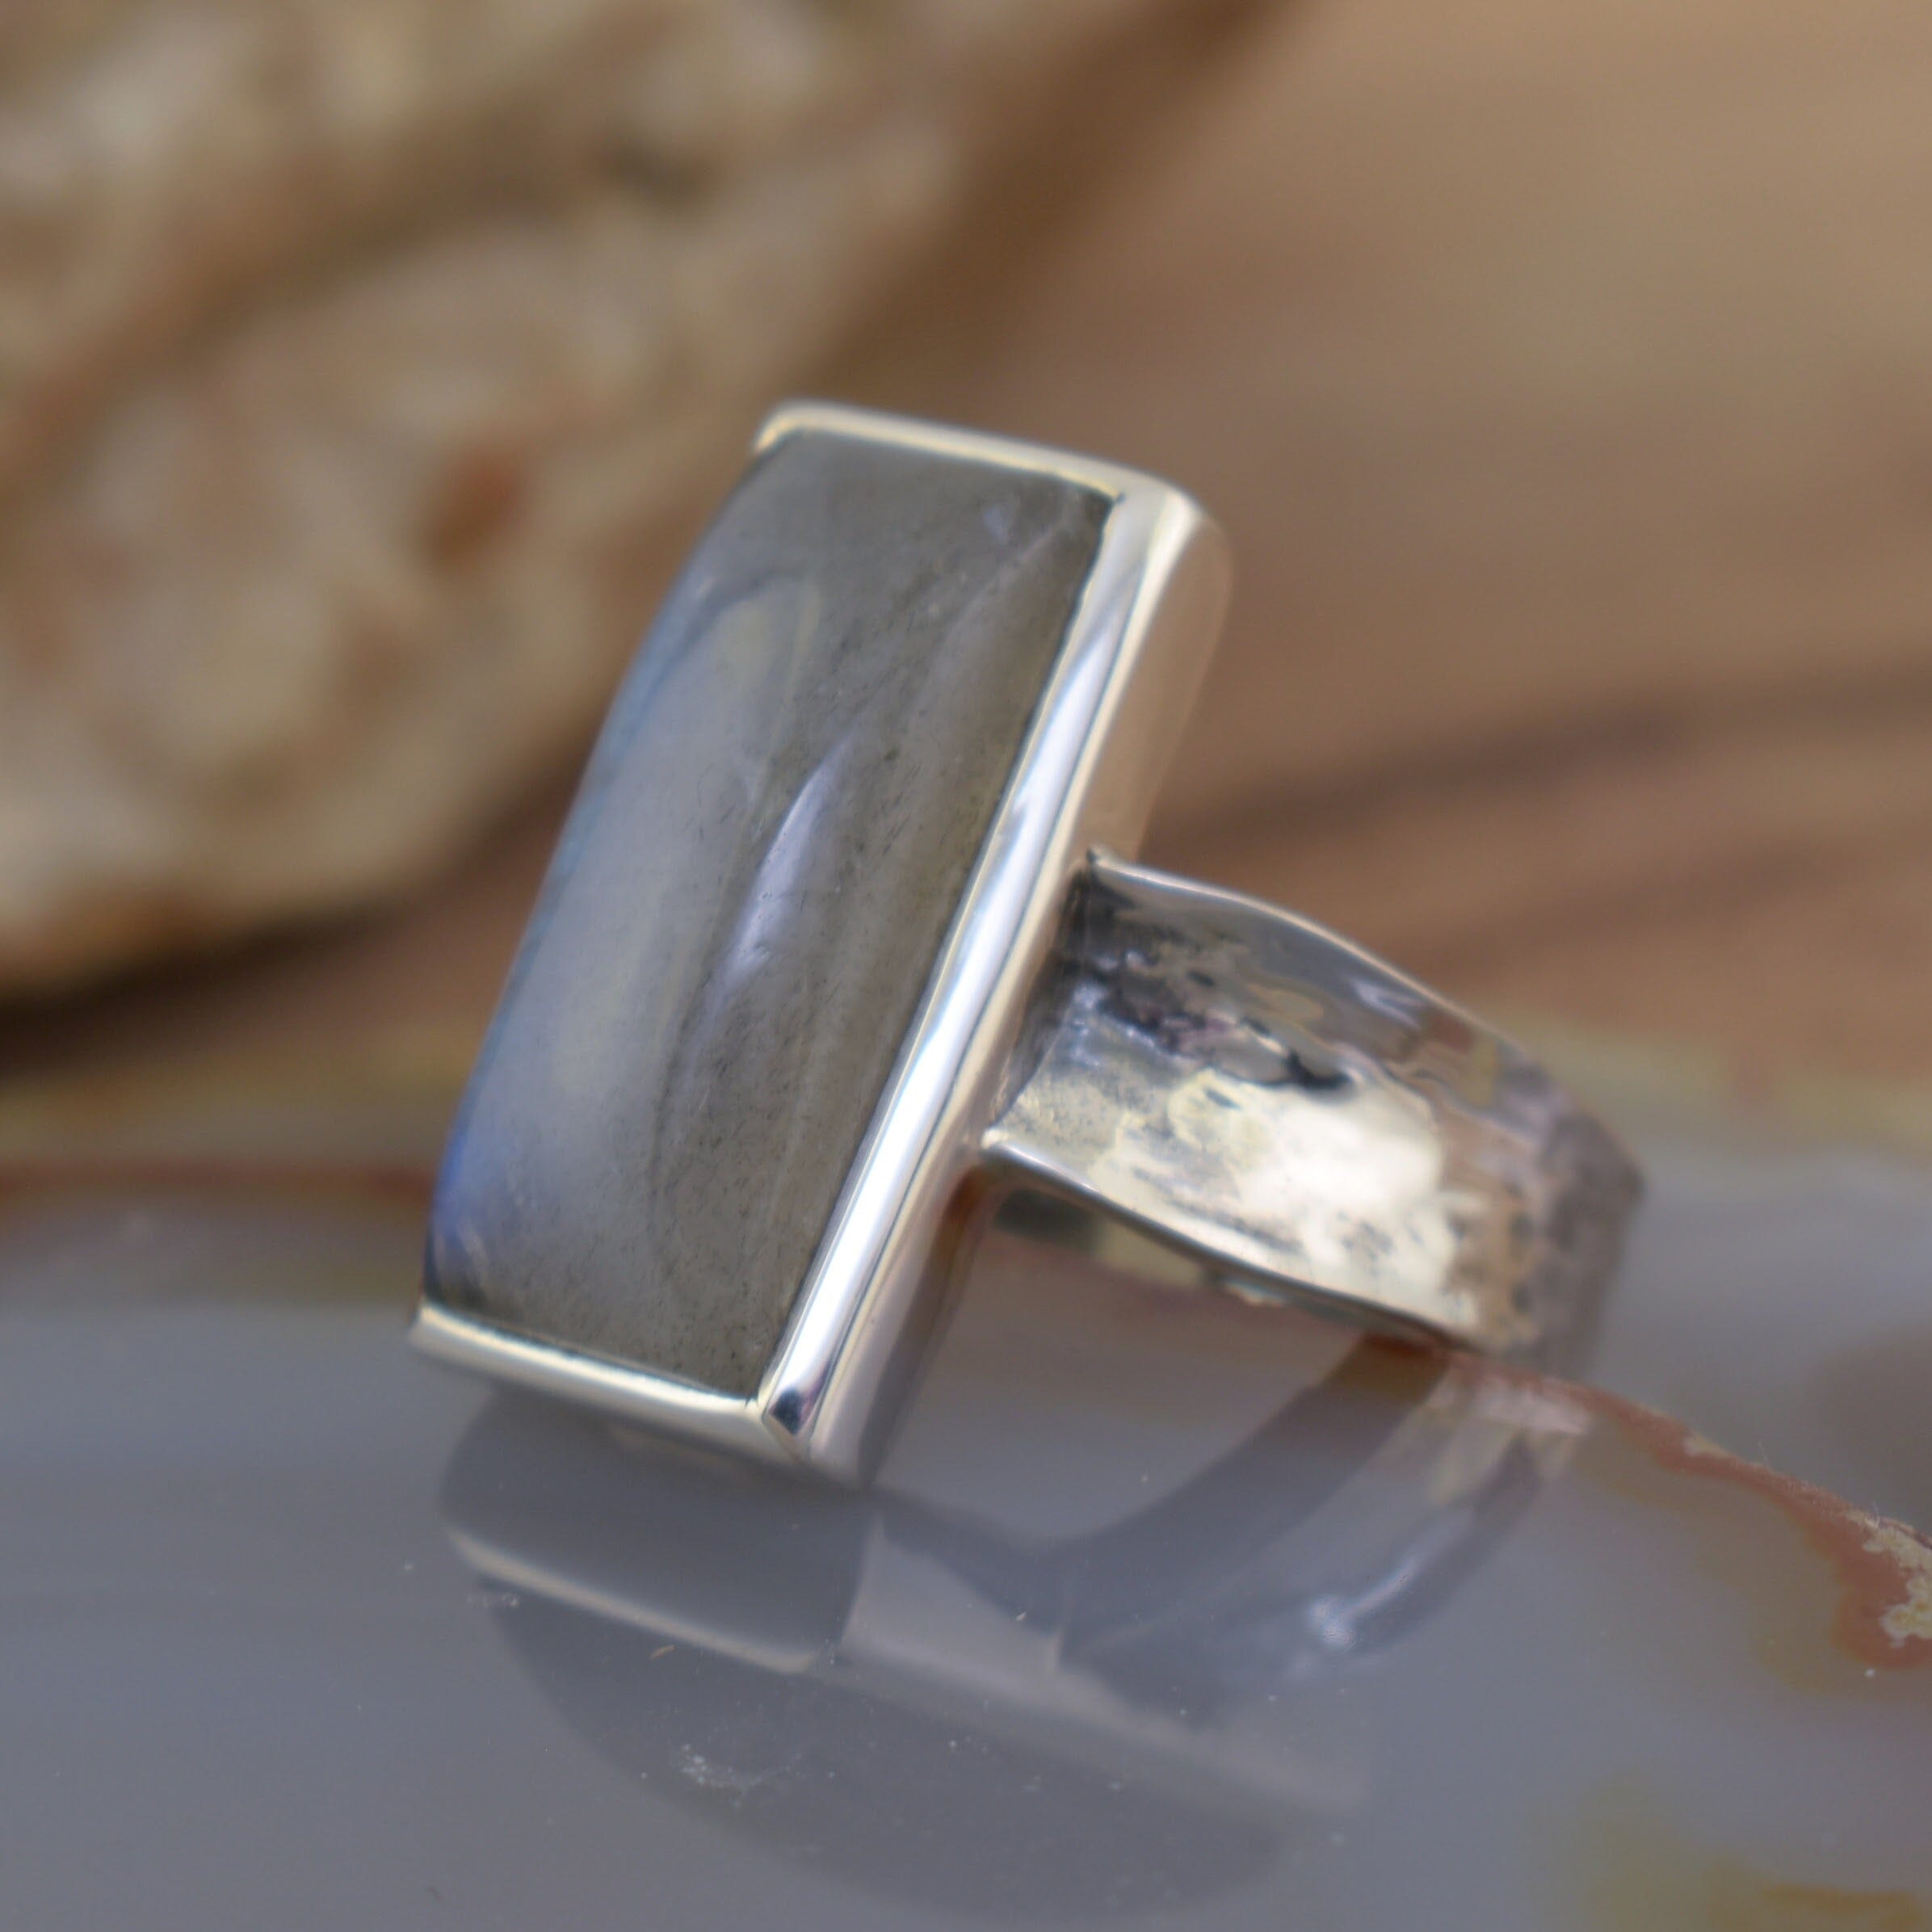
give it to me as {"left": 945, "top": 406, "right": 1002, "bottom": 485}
{"left": 425, "top": 427, "right": 1109, "bottom": 1395}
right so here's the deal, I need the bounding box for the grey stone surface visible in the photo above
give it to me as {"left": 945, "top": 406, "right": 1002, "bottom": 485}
{"left": 426, "top": 429, "right": 1109, "bottom": 1393}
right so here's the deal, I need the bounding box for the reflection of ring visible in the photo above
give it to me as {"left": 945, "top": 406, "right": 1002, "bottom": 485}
{"left": 413, "top": 405, "right": 1640, "bottom": 1482}
{"left": 435, "top": 1221, "right": 1587, "bottom": 1922}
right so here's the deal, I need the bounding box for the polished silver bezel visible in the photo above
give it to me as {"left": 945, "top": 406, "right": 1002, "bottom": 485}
{"left": 412, "top": 401, "right": 1230, "bottom": 1481}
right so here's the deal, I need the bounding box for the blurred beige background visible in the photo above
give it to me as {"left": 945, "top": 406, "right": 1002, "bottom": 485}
{"left": 5, "top": 0, "right": 1931, "bottom": 1090}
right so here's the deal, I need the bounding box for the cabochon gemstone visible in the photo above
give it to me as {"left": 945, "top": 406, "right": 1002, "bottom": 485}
{"left": 425, "top": 429, "right": 1111, "bottom": 1396}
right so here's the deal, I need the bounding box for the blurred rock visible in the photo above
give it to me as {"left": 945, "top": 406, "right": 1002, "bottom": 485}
{"left": 0, "top": 0, "right": 1246, "bottom": 991}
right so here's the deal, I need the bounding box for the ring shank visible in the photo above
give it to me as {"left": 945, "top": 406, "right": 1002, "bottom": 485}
{"left": 983, "top": 854, "right": 1640, "bottom": 1370}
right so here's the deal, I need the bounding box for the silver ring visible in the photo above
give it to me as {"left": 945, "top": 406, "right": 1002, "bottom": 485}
{"left": 413, "top": 403, "right": 1640, "bottom": 1483}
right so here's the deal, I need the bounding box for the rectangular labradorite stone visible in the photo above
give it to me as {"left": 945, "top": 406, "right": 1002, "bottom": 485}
{"left": 426, "top": 430, "right": 1111, "bottom": 1396}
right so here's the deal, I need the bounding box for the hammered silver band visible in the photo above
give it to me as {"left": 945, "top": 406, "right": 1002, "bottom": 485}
{"left": 989, "top": 852, "right": 1636, "bottom": 1367}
